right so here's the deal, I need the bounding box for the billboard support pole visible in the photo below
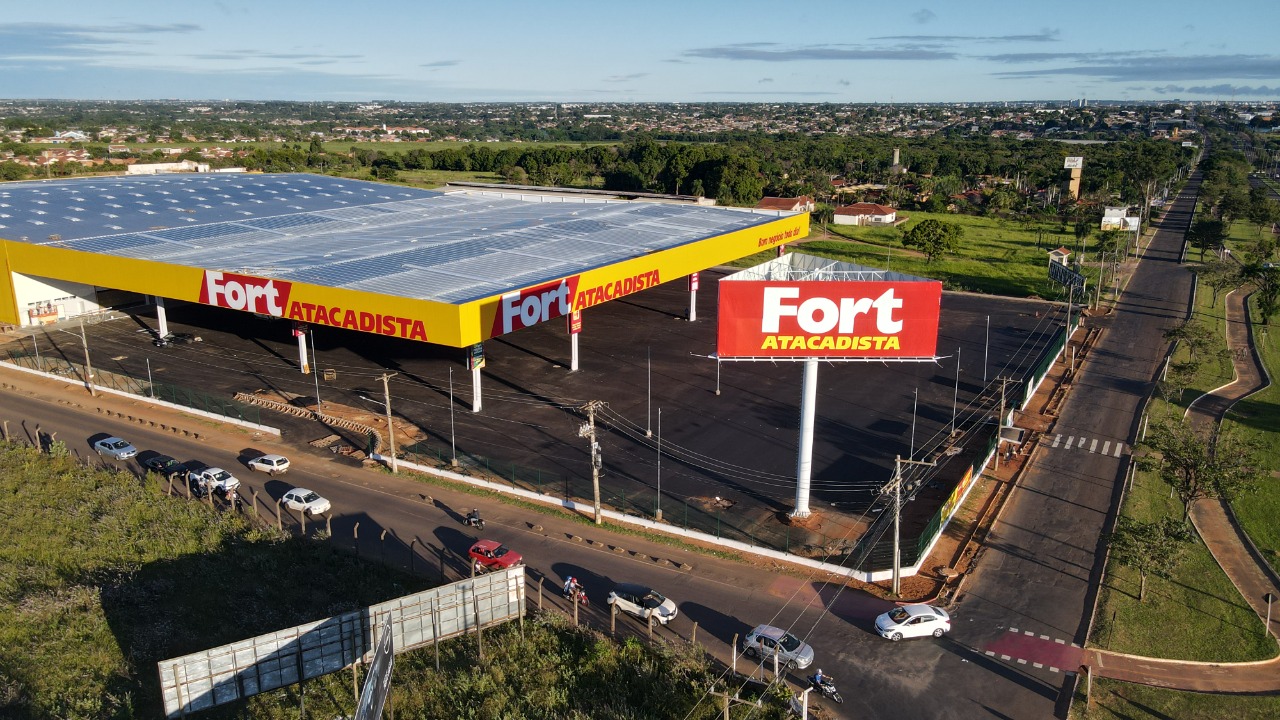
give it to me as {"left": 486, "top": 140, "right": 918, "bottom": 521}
{"left": 789, "top": 359, "right": 818, "bottom": 519}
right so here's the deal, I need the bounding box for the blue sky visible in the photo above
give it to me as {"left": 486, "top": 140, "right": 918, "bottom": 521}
{"left": 1, "top": 0, "right": 1277, "bottom": 103}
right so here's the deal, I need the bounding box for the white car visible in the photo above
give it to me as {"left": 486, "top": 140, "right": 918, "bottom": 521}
{"left": 187, "top": 466, "right": 241, "bottom": 495}
{"left": 281, "top": 488, "right": 331, "bottom": 515}
{"left": 93, "top": 437, "right": 137, "bottom": 460}
{"left": 874, "top": 604, "right": 952, "bottom": 641}
{"left": 607, "top": 582, "right": 679, "bottom": 625}
{"left": 247, "top": 454, "right": 291, "bottom": 475}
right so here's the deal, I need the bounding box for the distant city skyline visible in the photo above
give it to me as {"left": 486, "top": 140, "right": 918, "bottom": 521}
{"left": 1, "top": 0, "right": 1276, "bottom": 104}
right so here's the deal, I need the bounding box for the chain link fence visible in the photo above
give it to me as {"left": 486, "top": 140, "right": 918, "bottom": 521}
{"left": 3, "top": 350, "right": 261, "bottom": 425}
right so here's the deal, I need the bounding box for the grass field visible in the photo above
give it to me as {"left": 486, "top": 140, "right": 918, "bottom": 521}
{"left": 1078, "top": 221, "right": 1280, "bottom": 718}
{"left": 1073, "top": 678, "right": 1280, "bottom": 720}
{"left": 1217, "top": 218, "right": 1280, "bottom": 566}
{"left": 730, "top": 212, "right": 1091, "bottom": 300}
{"left": 1090, "top": 460, "right": 1273, "bottom": 662}
{"left": 0, "top": 442, "right": 791, "bottom": 720}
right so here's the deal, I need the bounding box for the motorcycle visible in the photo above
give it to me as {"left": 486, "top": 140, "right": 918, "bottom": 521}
{"left": 808, "top": 676, "right": 843, "bottom": 704}
{"left": 465, "top": 511, "right": 485, "bottom": 530}
{"left": 564, "top": 585, "right": 589, "bottom": 606}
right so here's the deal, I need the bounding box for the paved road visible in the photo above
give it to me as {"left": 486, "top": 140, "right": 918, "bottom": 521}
{"left": 951, "top": 171, "right": 1202, "bottom": 716}
{"left": 1, "top": 369, "right": 1059, "bottom": 720}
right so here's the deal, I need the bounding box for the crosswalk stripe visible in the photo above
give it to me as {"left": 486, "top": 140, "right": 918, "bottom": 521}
{"left": 1102, "top": 441, "right": 1111, "bottom": 455}
{"left": 1089, "top": 439, "right": 1098, "bottom": 453}
{"left": 1052, "top": 434, "right": 1062, "bottom": 448}
{"left": 1078, "top": 436, "right": 1087, "bottom": 448}
{"left": 1065, "top": 435, "right": 1074, "bottom": 447}
{"left": 1114, "top": 443, "right": 1124, "bottom": 457}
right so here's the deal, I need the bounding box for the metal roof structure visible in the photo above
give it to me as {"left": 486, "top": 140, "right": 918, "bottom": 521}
{"left": 0, "top": 173, "right": 782, "bottom": 305}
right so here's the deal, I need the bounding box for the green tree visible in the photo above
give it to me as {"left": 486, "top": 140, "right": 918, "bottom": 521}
{"left": 1247, "top": 196, "right": 1280, "bottom": 236}
{"left": 1106, "top": 516, "right": 1192, "bottom": 602}
{"left": 1196, "top": 258, "right": 1242, "bottom": 308}
{"left": 900, "top": 218, "right": 963, "bottom": 262}
{"left": 1218, "top": 188, "right": 1250, "bottom": 224}
{"left": 1187, "top": 218, "right": 1228, "bottom": 261}
{"left": 1136, "top": 421, "right": 1263, "bottom": 520}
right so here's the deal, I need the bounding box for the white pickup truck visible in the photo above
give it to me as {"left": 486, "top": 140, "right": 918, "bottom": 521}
{"left": 186, "top": 466, "right": 242, "bottom": 495}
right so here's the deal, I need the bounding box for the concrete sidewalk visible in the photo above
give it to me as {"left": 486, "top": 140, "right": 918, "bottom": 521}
{"left": 1089, "top": 285, "right": 1280, "bottom": 691}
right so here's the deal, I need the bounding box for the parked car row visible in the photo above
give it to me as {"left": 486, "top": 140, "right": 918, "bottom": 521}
{"left": 103, "top": 435, "right": 328, "bottom": 515}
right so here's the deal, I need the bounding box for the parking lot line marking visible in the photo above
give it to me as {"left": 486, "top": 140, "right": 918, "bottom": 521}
{"left": 1101, "top": 441, "right": 1111, "bottom": 455}
{"left": 1089, "top": 439, "right": 1098, "bottom": 453}
{"left": 1052, "top": 434, "right": 1062, "bottom": 448}
{"left": 1114, "top": 443, "right": 1124, "bottom": 457}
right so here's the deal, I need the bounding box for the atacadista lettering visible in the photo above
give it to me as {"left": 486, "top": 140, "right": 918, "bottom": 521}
{"left": 574, "top": 270, "right": 661, "bottom": 309}
{"left": 760, "top": 335, "right": 901, "bottom": 351}
{"left": 288, "top": 301, "right": 427, "bottom": 341}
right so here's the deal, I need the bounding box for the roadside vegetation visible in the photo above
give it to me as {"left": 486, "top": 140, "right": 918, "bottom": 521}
{"left": 0, "top": 442, "right": 786, "bottom": 720}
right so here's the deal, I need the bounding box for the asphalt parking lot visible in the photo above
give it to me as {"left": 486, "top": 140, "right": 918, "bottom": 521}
{"left": 14, "top": 266, "right": 1063, "bottom": 562}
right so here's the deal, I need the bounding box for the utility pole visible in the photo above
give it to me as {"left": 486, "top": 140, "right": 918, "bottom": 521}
{"left": 78, "top": 319, "right": 95, "bottom": 397}
{"left": 380, "top": 372, "right": 398, "bottom": 473}
{"left": 882, "top": 455, "right": 936, "bottom": 596}
{"left": 578, "top": 400, "right": 604, "bottom": 524}
{"left": 994, "top": 376, "right": 1012, "bottom": 470}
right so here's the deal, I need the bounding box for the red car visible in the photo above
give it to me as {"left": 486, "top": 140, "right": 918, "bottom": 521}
{"left": 468, "top": 539, "right": 523, "bottom": 571}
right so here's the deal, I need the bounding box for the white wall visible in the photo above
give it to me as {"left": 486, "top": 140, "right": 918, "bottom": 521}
{"left": 11, "top": 272, "right": 101, "bottom": 326}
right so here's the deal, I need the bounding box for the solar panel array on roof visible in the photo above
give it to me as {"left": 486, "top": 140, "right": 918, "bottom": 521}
{"left": 1, "top": 173, "right": 784, "bottom": 305}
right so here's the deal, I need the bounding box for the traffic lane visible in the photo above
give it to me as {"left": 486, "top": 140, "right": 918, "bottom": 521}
{"left": 948, "top": 175, "right": 1203, "bottom": 689}
{"left": 2, "top": 382, "right": 1060, "bottom": 720}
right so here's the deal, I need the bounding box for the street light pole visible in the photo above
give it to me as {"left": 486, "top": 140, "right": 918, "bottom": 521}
{"left": 655, "top": 407, "right": 663, "bottom": 522}
{"left": 78, "top": 319, "right": 95, "bottom": 397}
{"left": 310, "top": 329, "right": 321, "bottom": 413}
{"left": 380, "top": 372, "right": 399, "bottom": 473}
{"left": 449, "top": 367, "right": 457, "bottom": 467}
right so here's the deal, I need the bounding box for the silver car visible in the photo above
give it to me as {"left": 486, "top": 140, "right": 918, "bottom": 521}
{"left": 93, "top": 436, "right": 137, "bottom": 460}
{"left": 742, "top": 624, "right": 814, "bottom": 669}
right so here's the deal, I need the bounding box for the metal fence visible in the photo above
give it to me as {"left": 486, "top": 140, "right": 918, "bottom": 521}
{"left": 3, "top": 350, "right": 261, "bottom": 425}
{"left": 399, "top": 440, "right": 829, "bottom": 556}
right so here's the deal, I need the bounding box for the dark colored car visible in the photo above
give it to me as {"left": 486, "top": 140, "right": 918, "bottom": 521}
{"left": 153, "top": 332, "right": 201, "bottom": 347}
{"left": 139, "top": 452, "right": 185, "bottom": 478}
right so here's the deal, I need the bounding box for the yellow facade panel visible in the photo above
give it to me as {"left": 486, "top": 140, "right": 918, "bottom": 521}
{"left": 2, "top": 211, "right": 808, "bottom": 348}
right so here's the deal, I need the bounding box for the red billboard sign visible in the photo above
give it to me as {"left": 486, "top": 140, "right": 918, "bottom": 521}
{"left": 717, "top": 280, "right": 942, "bottom": 358}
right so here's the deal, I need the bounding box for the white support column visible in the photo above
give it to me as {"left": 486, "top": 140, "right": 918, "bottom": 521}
{"left": 570, "top": 332, "right": 579, "bottom": 372}
{"left": 687, "top": 272, "right": 699, "bottom": 322}
{"left": 155, "top": 297, "right": 169, "bottom": 338}
{"left": 471, "top": 367, "right": 483, "bottom": 413}
{"left": 297, "top": 332, "right": 310, "bottom": 374}
{"left": 790, "top": 358, "right": 819, "bottom": 519}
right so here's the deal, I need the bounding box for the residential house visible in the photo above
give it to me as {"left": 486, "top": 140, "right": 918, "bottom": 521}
{"left": 833, "top": 202, "right": 897, "bottom": 226}
{"left": 755, "top": 196, "right": 814, "bottom": 213}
